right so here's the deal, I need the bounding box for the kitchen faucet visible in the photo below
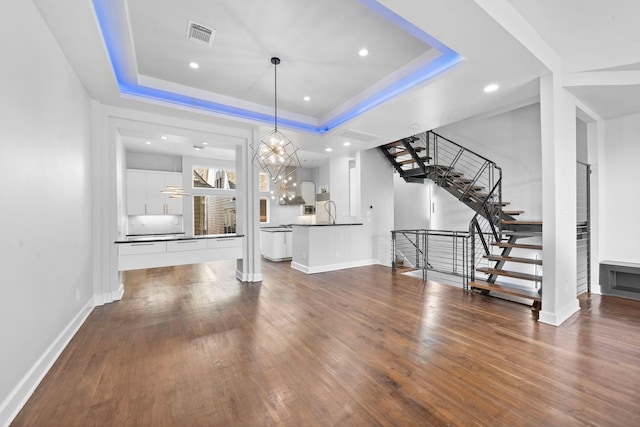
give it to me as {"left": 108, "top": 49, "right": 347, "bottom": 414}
{"left": 324, "top": 200, "right": 336, "bottom": 225}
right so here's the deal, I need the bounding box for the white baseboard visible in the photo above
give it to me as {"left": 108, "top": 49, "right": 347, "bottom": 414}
{"left": 236, "top": 270, "right": 262, "bottom": 282}
{"left": 291, "top": 259, "right": 377, "bottom": 274}
{"left": 539, "top": 299, "right": 581, "bottom": 326}
{"left": 112, "top": 283, "right": 124, "bottom": 301}
{"left": 0, "top": 298, "right": 95, "bottom": 427}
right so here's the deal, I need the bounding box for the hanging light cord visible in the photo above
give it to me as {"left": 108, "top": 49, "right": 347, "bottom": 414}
{"left": 272, "top": 57, "right": 280, "bottom": 132}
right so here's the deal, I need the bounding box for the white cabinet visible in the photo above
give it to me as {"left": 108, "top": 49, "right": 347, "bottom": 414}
{"left": 126, "top": 170, "right": 147, "bottom": 215}
{"left": 126, "top": 170, "right": 184, "bottom": 215}
{"left": 300, "top": 181, "right": 315, "bottom": 205}
{"left": 166, "top": 239, "right": 208, "bottom": 252}
{"left": 261, "top": 230, "right": 292, "bottom": 261}
{"left": 165, "top": 173, "right": 183, "bottom": 215}
{"left": 117, "top": 236, "right": 243, "bottom": 271}
{"left": 118, "top": 241, "right": 167, "bottom": 255}
{"left": 145, "top": 172, "right": 166, "bottom": 214}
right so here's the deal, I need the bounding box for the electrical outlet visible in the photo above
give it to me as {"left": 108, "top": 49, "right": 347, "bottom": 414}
{"left": 75, "top": 289, "right": 80, "bottom": 302}
{"left": 336, "top": 251, "right": 340, "bottom": 257}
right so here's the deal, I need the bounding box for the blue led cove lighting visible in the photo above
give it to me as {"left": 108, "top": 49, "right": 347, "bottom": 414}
{"left": 92, "top": 0, "right": 462, "bottom": 134}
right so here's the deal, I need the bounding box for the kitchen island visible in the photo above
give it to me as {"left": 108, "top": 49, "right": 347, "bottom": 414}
{"left": 290, "top": 223, "right": 375, "bottom": 274}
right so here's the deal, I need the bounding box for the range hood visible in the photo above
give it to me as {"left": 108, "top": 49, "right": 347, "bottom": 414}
{"left": 280, "top": 195, "right": 306, "bottom": 205}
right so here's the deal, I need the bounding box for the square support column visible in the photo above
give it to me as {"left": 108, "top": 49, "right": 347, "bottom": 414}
{"left": 539, "top": 73, "right": 580, "bottom": 325}
{"left": 235, "top": 131, "right": 262, "bottom": 282}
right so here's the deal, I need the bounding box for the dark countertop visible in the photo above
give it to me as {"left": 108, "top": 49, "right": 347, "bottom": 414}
{"left": 126, "top": 232, "right": 185, "bottom": 237}
{"left": 115, "top": 234, "right": 244, "bottom": 244}
{"left": 291, "top": 223, "right": 363, "bottom": 227}
{"left": 260, "top": 228, "right": 293, "bottom": 233}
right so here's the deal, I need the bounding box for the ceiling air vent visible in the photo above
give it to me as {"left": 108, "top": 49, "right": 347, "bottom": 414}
{"left": 186, "top": 20, "right": 215, "bottom": 46}
{"left": 336, "top": 129, "right": 381, "bottom": 143}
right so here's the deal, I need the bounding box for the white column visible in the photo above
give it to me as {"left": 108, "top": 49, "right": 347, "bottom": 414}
{"left": 235, "top": 132, "right": 262, "bottom": 282}
{"left": 587, "top": 119, "right": 605, "bottom": 295}
{"left": 91, "top": 102, "right": 123, "bottom": 305}
{"left": 539, "top": 73, "right": 580, "bottom": 325}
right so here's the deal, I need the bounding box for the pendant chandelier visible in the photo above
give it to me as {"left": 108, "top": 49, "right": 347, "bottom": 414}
{"left": 160, "top": 185, "right": 191, "bottom": 198}
{"left": 252, "top": 57, "right": 300, "bottom": 182}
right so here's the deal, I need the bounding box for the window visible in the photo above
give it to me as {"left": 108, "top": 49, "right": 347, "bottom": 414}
{"left": 259, "top": 197, "right": 269, "bottom": 223}
{"left": 259, "top": 172, "right": 269, "bottom": 192}
{"left": 193, "top": 167, "right": 236, "bottom": 189}
{"left": 193, "top": 196, "right": 236, "bottom": 235}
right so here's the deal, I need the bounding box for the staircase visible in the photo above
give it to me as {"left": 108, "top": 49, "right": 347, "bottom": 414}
{"left": 382, "top": 131, "right": 543, "bottom": 317}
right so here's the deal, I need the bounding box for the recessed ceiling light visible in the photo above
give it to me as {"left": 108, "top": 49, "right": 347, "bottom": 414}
{"left": 303, "top": 96, "right": 310, "bottom": 102}
{"left": 145, "top": 141, "right": 151, "bottom": 145}
{"left": 160, "top": 136, "right": 167, "bottom": 140}
{"left": 483, "top": 83, "right": 499, "bottom": 93}
{"left": 194, "top": 145, "right": 202, "bottom": 151}
{"left": 202, "top": 141, "right": 208, "bottom": 145}
{"left": 343, "top": 141, "right": 351, "bottom": 147}
{"left": 325, "top": 148, "right": 333, "bottom": 152}
{"left": 359, "top": 48, "right": 369, "bottom": 57}
{"left": 189, "top": 62, "right": 199, "bottom": 69}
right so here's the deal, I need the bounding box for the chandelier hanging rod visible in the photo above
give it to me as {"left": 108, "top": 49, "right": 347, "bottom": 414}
{"left": 271, "top": 57, "right": 280, "bottom": 132}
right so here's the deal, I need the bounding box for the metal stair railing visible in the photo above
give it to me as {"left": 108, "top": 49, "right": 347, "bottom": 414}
{"left": 426, "top": 131, "right": 501, "bottom": 209}
{"left": 392, "top": 229, "right": 471, "bottom": 287}
{"left": 388, "top": 131, "right": 505, "bottom": 289}
{"left": 468, "top": 179, "right": 503, "bottom": 288}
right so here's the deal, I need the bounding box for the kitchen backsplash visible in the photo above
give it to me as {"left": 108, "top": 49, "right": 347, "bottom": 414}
{"left": 127, "top": 215, "right": 183, "bottom": 235}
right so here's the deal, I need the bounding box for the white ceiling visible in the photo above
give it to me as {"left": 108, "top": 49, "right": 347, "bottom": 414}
{"left": 32, "top": 0, "right": 640, "bottom": 161}
{"left": 129, "top": 0, "right": 433, "bottom": 120}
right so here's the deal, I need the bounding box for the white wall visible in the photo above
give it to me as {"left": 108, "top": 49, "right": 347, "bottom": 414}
{"left": 427, "top": 181, "right": 476, "bottom": 231}
{"left": 329, "top": 156, "right": 354, "bottom": 223}
{"left": 393, "top": 174, "right": 431, "bottom": 230}
{"left": 127, "top": 151, "right": 182, "bottom": 172}
{"left": 602, "top": 112, "right": 640, "bottom": 263}
{"left": 576, "top": 118, "right": 588, "bottom": 163}
{"left": 317, "top": 161, "right": 330, "bottom": 194}
{"left": 0, "top": 0, "right": 94, "bottom": 423}
{"left": 360, "top": 149, "right": 394, "bottom": 265}
{"left": 435, "top": 103, "right": 543, "bottom": 220}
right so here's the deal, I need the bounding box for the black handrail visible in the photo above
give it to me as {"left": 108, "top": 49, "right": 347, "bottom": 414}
{"left": 430, "top": 131, "right": 497, "bottom": 166}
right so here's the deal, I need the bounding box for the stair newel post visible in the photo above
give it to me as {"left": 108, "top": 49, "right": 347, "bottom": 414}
{"left": 497, "top": 166, "right": 503, "bottom": 240}
{"left": 423, "top": 231, "right": 428, "bottom": 281}
{"left": 452, "top": 231, "right": 457, "bottom": 276}
{"left": 464, "top": 232, "right": 470, "bottom": 290}
{"left": 469, "top": 221, "right": 475, "bottom": 283}
{"left": 432, "top": 132, "right": 439, "bottom": 173}
{"left": 424, "top": 131, "right": 430, "bottom": 167}
{"left": 391, "top": 231, "right": 397, "bottom": 271}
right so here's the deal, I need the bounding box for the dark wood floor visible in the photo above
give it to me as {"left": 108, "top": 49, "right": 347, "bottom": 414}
{"left": 12, "top": 260, "right": 640, "bottom": 426}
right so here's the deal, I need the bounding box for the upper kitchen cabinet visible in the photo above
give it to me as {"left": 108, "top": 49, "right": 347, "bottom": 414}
{"left": 300, "top": 181, "right": 315, "bottom": 205}
{"left": 164, "top": 173, "right": 183, "bottom": 214}
{"left": 126, "top": 169, "right": 184, "bottom": 215}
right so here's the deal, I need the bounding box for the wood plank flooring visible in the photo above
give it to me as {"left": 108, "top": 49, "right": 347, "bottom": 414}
{"left": 11, "top": 260, "right": 640, "bottom": 426}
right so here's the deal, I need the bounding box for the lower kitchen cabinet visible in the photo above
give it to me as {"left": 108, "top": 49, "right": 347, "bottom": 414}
{"left": 116, "top": 236, "right": 243, "bottom": 271}
{"left": 260, "top": 230, "right": 292, "bottom": 261}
